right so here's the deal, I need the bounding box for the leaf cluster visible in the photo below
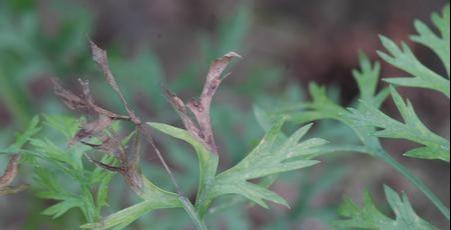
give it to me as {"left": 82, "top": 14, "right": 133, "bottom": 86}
{"left": 256, "top": 4, "right": 450, "bottom": 228}
{"left": 26, "top": 116, "right": 116, "bottom": 222}
{"left": 47, "top": 41, "right": 327, "bottom": 229}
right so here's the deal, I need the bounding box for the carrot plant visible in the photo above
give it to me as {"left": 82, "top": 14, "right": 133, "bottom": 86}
{"left": 0, "top": 41, "right": 326, "bottom": 229}
{"left": 0, "top": 3, "right": 449, "bottom": 230}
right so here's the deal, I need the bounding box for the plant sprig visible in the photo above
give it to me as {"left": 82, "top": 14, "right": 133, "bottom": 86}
{"left": 256, "top": 4, "right": 450, "bottom": 226}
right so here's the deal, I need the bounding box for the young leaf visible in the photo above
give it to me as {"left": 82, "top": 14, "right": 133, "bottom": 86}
{"left": 334, "top": 185, "right": 439, "bottom": 230}
{"left": 43, "top": 115, "right": 81, "bottom": 140}
{"left": 1, "top": 115, "right": 40, "bottom": 154}
{"left": 42, "top": 197, "right": 83, "bottom": 219}
{"left": 353, "top": 51, "right": 381, "bottom": 101}
{"left": 287, "top": 83, "right": 350, "bottom": 125}
{"left": 353, "top": 52, "right": 390, "bottom": 108}
{"left": 210, "top": 120, "right": 325, "bottom": 209}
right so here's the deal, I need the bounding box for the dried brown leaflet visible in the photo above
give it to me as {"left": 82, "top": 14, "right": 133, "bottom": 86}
{"left": 0, "top": 155, "right": 28, "bottom": 195}
{"left": 165, "top": 52, "right": 241, "bottom": 155}
{"left": 53, "top": 42, "right": 184, "bottom": 196}
{"left": 89, "top": 41, "right": 187, "bottom": 195}
{"left": 52, "top": 78, "right": 129, "bottom": 145}
{"left": 53, "top": 77, "right": 141, "bottom": 189}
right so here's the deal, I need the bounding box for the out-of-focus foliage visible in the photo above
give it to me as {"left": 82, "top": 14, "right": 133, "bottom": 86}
{"left": 0, "top": 0, "right": 93, "bottom": 127}
{"left": 335, "top": 185, "right": 439, "bottom": 230}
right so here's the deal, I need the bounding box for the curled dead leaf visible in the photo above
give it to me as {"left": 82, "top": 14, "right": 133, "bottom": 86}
{"left": 52, "top": 78, "right": 91, "bottom": 112}
{"left": 69, "top": 114, "right": 113, "bottom": 146}
{"left": 89, "top": 41, "right": 140, "bottom": 124}
{"left": 89, "top": 41, "right": 121, "bottom": 93}
{"left": 164, "top": 88, "right": 201, "bottom": 138}
{"left": 52, "top": 78, "right": 129, "bottom": 120}
{"left": 0, "top": 184, "right": 29, "bottom": 196}
{"left": 165, "top": 51, "right": 241, "bottom": 154}
{"left": 0, "top": 155, "right": 21, "bottom": 188}
{"left": 0, "top": 155, "right": 27, "bottom": 195}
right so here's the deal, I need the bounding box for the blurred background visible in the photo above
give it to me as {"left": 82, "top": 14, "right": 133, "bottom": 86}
{"left": 0, "top": 0, "right": 449, "bottom": 229}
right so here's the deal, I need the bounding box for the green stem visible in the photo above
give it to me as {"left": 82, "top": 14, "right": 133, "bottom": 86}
{"left": 179, "top": 196, "right": 209, "bottom": 230}
{"left": 377, "top": 149, "right": 450, "bottom": 220}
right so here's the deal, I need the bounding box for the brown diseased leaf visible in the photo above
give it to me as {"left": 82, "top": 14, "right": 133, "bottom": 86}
{"left": 53, "top": 42, "right": 185, "bottom": 195}
{"left": 69, "top": 114, "right": 113, "bottom": 146}
{"left": 89, "top": 41, "right": 140, "bottom": 124}
{"left": 83, "top": 131, "right": 144, "bottom": 193}
{"left": 0, "top": 155, "right": 28, "bottom": 195}
{"left": 165, "top": 52, "right": 241, "bottom": 154}
{"left": 164, "top": 88, "right": 201, "bottom": 138}
{"left": 78, "top": 78, "right": 95, "bottom": 105}
{"left": 0, "top": 184, "right": 29, "bottom": 196}
{"left": 52, "top": 78, "right": 91, "bottom": 112}
{"left": 52, "top": 78, "right": 129, "bottom": 120}
{"left": 52, "top": 77, "right": 132, "bottom": 147}
{"left": 89, "top": 41, "right": 121, "bottom": 94}
{"left": 0, "top": 155, "right": 21, "bottom": 188}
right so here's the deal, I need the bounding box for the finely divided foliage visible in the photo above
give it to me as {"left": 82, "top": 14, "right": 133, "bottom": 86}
{"left": 29, "top": 116, "right": 116, "bottom": 222}
{"left": 0, "top": 4, "right": 449, "bottom": 230}
{"left": 21, "top": 42, "right": 325, "bottom": 229}
{"left": 256, "top": 3, "right": 449, "bottom": 229}
{"left": 351, "top": 4, "right": 451, "bottom": 162}
{"left": 377, "top": 5, "right": 450, "bottom": 97}
{"left": 265, "top": 4, "right": 450, "bottom": 229}
{"left": 348, "top": 86, "right": 450, "bottom": 162}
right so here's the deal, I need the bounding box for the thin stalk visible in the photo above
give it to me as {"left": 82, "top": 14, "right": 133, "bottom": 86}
{"left": 139, "top": 122, "right": 209, "bottom": 230}
{"left": 180, "top": 196, "right": 209, "bottom": 230}
{"left": 377, "top": 149, "right": 450, "bottom": 220}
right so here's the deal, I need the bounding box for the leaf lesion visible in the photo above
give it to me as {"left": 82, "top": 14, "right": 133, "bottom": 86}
{"left": 0, "top": 154, "right": 28, "bottom": 195}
